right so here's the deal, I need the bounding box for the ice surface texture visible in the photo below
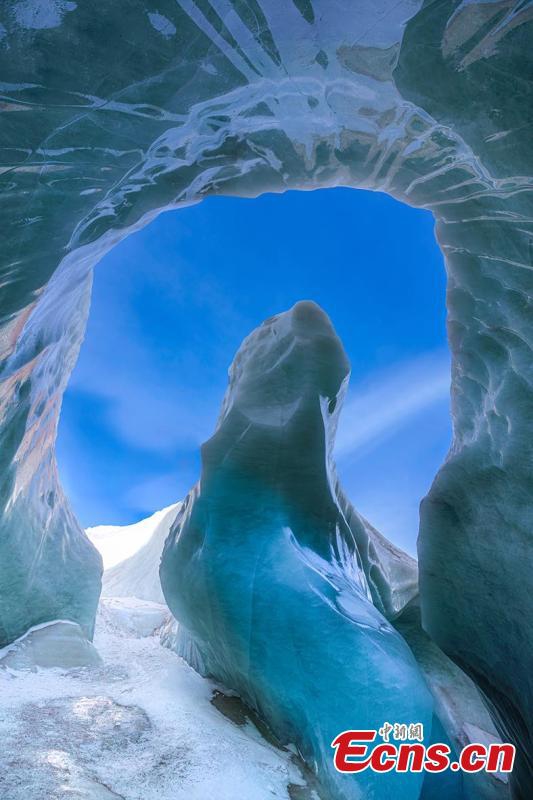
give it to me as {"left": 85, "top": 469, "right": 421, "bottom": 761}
{"left": 0, "top": 3, "right": 532, "bottom": 797}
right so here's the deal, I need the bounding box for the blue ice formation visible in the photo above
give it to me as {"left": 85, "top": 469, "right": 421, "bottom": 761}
{"left": 161, "top": 301, "right": 456, "bottom": 800}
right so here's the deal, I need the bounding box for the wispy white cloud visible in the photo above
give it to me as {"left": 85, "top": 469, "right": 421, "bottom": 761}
{"left": 335, "top": 350, "right": 451, "bottom": 459}
{"left": 67, "top": 290, "right": 221, "bottom": 453}
{"left": 70, "top": 362, "right": 219, "bottom": 454}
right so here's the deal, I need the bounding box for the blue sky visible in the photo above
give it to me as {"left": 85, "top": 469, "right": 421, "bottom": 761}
{"left": 56, "top": 188, "right": 450, "bottom": 555}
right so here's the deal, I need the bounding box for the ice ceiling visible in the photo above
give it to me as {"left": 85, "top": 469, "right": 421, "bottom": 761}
{"left": 0, "top": 1, "right": 532, "bottom": 798}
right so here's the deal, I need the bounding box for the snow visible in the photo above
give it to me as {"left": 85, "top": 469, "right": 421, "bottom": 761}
{"left": 0, "top": 598, "right": 307, "bottom": 800}
{"left": 99, "top": 597, "right": 168, "bottom": 638}
{"left": 99, "top": 504, "right": 181, "bottom": 605}
{"left": 87, "top": 503, "right": 180, "bottom": 571}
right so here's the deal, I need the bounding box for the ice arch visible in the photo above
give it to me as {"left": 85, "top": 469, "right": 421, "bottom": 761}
{"left": 0, "top": 2, "right": 531, "bottom": 796}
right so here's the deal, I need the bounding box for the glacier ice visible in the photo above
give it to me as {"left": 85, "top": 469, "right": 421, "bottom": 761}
{"left": 0, "top": 620, "right": 102, "bottom": 671}
{"left": 0, "top": 2, "right": 531, "bottom": 796}
{"left": 161, "top": 301, "right": 451, "bottom": 800}
{"left": 0, "top": 250, "right": 102, "bottom": 646}
{"left": 396, "top": 598, "right": 510, "bottom": 800}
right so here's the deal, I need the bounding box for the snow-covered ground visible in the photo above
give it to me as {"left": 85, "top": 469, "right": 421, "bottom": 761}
{"left": 0, "top": 509, "right": 314, "bottom": 799}
{"left": 0, "top": 598, "right": 310, "bottom": 799}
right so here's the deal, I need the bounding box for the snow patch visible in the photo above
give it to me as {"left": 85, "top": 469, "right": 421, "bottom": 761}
{"left": 87, "top": 503, "right": 180, "bottom": 570}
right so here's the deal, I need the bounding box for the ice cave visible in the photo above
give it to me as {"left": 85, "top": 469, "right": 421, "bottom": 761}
{"left": 0, "top": 2, "right": 531, "bottom": 800}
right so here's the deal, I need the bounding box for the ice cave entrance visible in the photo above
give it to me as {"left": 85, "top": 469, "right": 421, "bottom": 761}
{"left": 57, "top": 187, "right": 451, "bottom": 556}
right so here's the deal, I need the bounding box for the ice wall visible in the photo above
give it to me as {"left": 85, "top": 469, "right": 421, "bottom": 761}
{"left": 0, "top": 2, "right": 531, "bottom": 796}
